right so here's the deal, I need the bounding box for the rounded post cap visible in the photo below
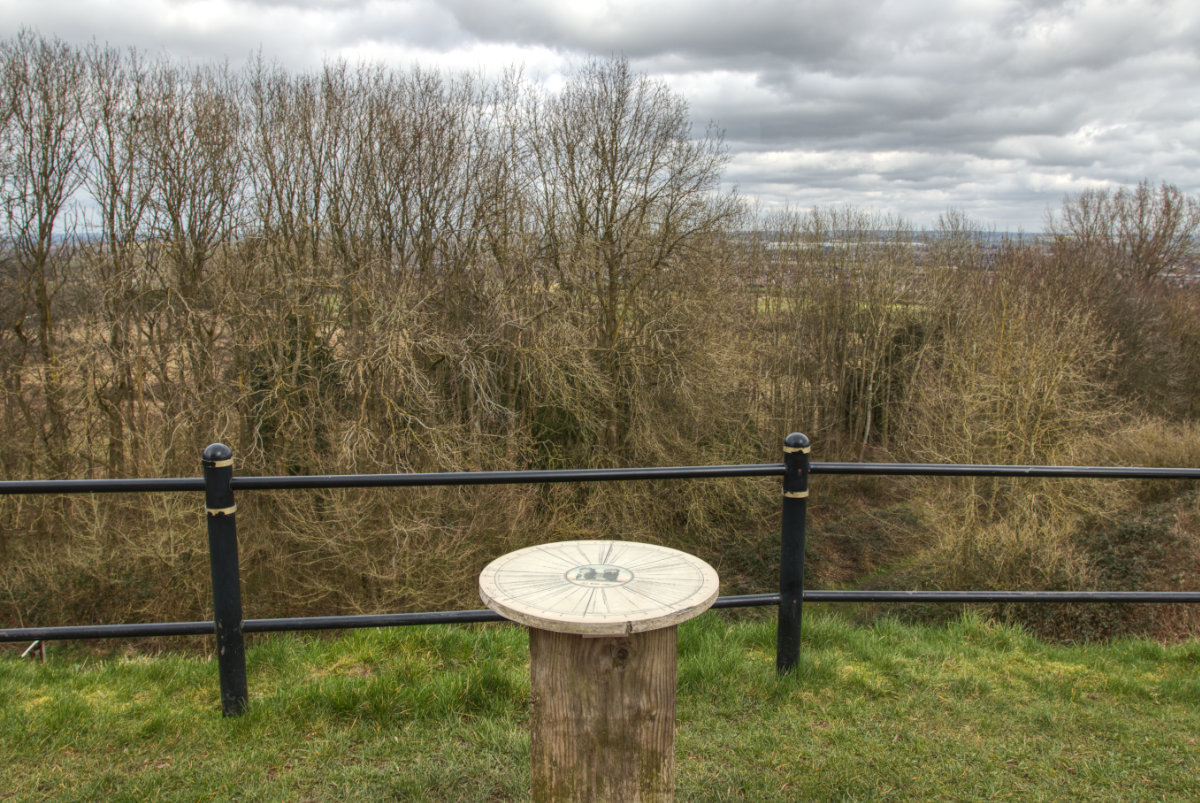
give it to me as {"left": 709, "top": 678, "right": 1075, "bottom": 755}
{"left": 203, "top": 443, "right": 233, "bottom": 463}
{"left": 784, "top": 432, "right": 810, "bottom": 450}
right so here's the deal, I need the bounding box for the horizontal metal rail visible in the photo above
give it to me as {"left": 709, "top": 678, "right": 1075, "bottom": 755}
{"left": 805, "top": 590, "right": 1200, "bottom": 603}
{"left": 0, "top": 476, "right": 204, "bottom": 494}
{"left": 0, "top": 465, "right": 778, "bottom": 495}
{"left": 6, "top": 591, "right": 1199, "bottom": 643}
{"left": 0, "top": 594, "right": 778, "bottom": 642}
{"left": 811, "top": 463, "right": 1200, "bottom": 479}
{"left": 233, "top": 464, "right": 785, "bottom": 490}
{"left": 4, "top": 462, "right": 1200, "bottom": 496}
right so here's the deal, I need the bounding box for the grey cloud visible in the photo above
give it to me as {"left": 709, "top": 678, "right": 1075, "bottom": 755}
{"left": 232, "top": 0, "right": 373, "bottom": 9}
{"left": 1, "top": 1, "right": 469, "bottom": 67}
{"left": 4, "top": 0, "right": 1198, "bottom": 230}
{"left": 440, "top": 0, "right": 873, "bottom": 67}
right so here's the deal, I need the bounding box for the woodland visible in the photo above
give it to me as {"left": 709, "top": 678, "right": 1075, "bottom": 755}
{"left": 4, "top": 31, "right": 1200, "bottom": 640}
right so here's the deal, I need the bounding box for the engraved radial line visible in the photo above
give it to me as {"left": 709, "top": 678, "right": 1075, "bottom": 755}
{"left": 601, "top": 542, "right": 615, "bottom": 565}
{"left": 574, "top": 543, "right": 594, "bottom": 566}
{"left": 567, "top": 587, "right": 592, "bottom": 614}
{"left": 525, "top": 578, "right": 576, "bottom": 597}
{"left": 527, "top": 587, "right": 562, "bottom": 609}
{"left": 607, "top": 587, "right": 630, "bottom": 609}
{"left": 582, "top": 588, "right": 597, "bottom": 616}
{"left": 504, "top": 571, "right": 569, "bottom": 582}
{"left": 637, "top": 568, "right": 699, "bottom": 584}
{"left": 639, "top": 564, "right": 694, "bottom": 576}
{"left": 521, "top": 585, "right": 575, "bottom": 604}
{"left": 532, "top": 547, "right": 579, "bottom": 569}
{"left": 630, "top": 579, "right": 689, "bottom": 592}
{"left": 527, "top": 550, "right": 575, "bottom": 571}
{"left": 623, "top": 584, "right": 670, "bottom": 607}
{"left": 634, "top": 554, "right": 690, "bottom": 570}
{"left": 496, "top": 578, "right": 561, "bottom": 592}
{"left": 635, "top": 571, "right": 693, "bottom": 581}
{"left": 500, "top": 579, "right": 565, "bottom": 595}
{"left": 551, "top": 586, "right": 579, "bottom": 610}
{"left": 500, "top": 574, "right": 569, "bottom": 587}
{"left": 622, "top": 554, "right": 682, "bottom": 571}
{"left": 589, "top": 542, "right": 607, "bottom": 564}
{"left": 611, "top": 587, "right": 647, "bottom": 612}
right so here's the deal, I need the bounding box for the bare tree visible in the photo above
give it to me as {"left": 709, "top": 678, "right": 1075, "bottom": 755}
{"left": 530, "top": 57, "right": 737, "bottom": 450}
{"left": 84, "top": 43, "right": 159, "bottom": 474}
{"left": 1045, "top": 181, "right": 1200, "bottom": 414}
{"left": 147, "top": 61, "right": 244, "bottom": 298}
{"left": 0, "top": 31, "right": 88, "bottom": 475}
{"left": 1048, "top": 180, "right": 1200, "bottom": 284}
{"left": 141, "top": 60, "right": 245, "bottom": 456}
{"left": 749, "top": 207, "right": 923, "bottom": 456}
{"left": 1111, "top": 181, "right": 1200, "bottom": 284}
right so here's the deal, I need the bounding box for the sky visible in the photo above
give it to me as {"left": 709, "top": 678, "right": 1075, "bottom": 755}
{"left": 4, "top": 0, "right": 1198, "bottom": 231}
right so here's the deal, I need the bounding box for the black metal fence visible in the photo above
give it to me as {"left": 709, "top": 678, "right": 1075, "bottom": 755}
{"left": 3, "top": 432, "right": 1200, "bottom": 716}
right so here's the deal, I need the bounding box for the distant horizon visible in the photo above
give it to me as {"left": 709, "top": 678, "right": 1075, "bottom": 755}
{"left": 49, "top": 224, "right": 1056, "bottom": 245}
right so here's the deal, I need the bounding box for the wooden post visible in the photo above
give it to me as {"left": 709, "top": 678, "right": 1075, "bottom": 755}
{"left": 480, "top": 540, "right": 718, "bottom": 803}
{"left": 530, "top": 627, "right": 676, "bottom": 802}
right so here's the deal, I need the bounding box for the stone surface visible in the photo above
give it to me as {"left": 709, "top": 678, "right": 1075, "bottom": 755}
{"left": 479, "top": 540, "right": 719, "bottom": 636}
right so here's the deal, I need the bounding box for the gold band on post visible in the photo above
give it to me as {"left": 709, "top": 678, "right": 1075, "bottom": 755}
{"left": 205, "top": 505, "right": 237, "bottom": 516}
{"left": 783, "top": 490, "right": 809, "bottom": 499}
{"left": 207, "top": 458, "right": 234, "bottom": 468}
{"left": 782, "top": 445, "right": 811, "bottom": 454}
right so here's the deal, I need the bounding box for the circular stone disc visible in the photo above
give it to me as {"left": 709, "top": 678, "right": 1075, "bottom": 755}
{"left": 479, "top": 540, "right": 719, "bottom": 635}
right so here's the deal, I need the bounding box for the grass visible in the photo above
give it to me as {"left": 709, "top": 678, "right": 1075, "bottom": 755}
{"left": 1, "top": 610, "right": 1198, "bottom": 801}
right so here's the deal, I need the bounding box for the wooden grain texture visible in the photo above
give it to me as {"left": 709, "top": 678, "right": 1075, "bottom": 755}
{"left": 529, "top": 626, "right": 677, "bottom": 802}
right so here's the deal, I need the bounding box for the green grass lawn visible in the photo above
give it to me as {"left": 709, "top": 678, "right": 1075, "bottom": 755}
{"left": 2, "top": 610, "right": 1198, "bottom": 801}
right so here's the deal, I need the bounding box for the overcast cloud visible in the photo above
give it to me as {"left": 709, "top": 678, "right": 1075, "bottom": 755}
{"left": 4, "top": 0, "right": 1197, "bottom": 230}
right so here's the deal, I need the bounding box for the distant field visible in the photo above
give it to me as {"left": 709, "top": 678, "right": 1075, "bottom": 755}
{"left": 2, "top": 611, "right": 1197, "bottom": 801}
{"left": 753, "top": 293, "right": 923, "bottom": 317}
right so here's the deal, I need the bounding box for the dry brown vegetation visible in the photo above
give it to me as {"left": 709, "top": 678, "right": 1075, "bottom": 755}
{"left": 3, "top": 32, "right": 1200, "bottom": 640}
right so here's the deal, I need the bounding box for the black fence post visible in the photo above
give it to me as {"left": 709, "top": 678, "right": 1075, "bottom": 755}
{"left": 203, "top": 443, "right": 248, "bottom": 716}
{"left": 777, "top": 432, "right": 810, "bottom": 674}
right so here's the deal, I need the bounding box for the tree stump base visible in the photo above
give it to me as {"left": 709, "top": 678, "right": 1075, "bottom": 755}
{"left": 530, "top": 627, "right": 676, "bottom": 802}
